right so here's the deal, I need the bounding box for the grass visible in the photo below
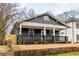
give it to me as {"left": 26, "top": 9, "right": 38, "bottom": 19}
{"left": 51, "top": 51, "right": 79, "bottom": 56}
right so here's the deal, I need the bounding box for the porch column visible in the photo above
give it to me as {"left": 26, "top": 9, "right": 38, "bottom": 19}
{"left": 53, "top": 28, "right": 55, "bottom": 36}
{"left": 53, "top": 28, "right": 55, "bottom": 43}
{"left": 44, "top": 27, "right": 46, "bottom": 36}
{"left": 19, "top": 24, "right": 22, "bottom": 35}
{"left": 42, "top": 27, "right": 46, "bottom": 42}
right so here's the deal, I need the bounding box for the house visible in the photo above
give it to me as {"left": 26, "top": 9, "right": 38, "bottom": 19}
{"left": 60, "top": 17, "right": 79, "bottom": 43}
{"left": 11, "top": 12, "right": 69, "bottom": 44}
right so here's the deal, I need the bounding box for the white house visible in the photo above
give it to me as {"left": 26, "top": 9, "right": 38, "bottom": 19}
{"left": 60, "top": 17, "right": 79, "bottom": 43}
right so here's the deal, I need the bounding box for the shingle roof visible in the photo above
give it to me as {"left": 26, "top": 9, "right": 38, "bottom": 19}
{"left": 65, "top": 17, "right": 79, "bottom": 23}
{"left": 19, "top": 12, "right": 69, "bottom": 27}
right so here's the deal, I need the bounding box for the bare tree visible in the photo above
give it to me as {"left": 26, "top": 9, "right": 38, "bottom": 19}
{"left": 57, "top": 10, "right": 79, "bottom": 21}
{"left": 0, "top": 3, "right": 36, "bottom": 43}
{"left": 0, "top": 3, "right": 36, "bottom": 34}
{"left": 5, "top": 5, "right": 36, "bottom": 34}
{"left": 0, "top": 3, "right": 21, "bottom": 41}
{"left": 0, "top": 3, "right": 20, "bottom": 31}
{"left": 27, "top": 9, "right": 35, "bottom": 17}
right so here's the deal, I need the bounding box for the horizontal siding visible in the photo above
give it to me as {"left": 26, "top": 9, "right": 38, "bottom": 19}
{"left": 26, "top": 15, "right": 63, "bottom": 26}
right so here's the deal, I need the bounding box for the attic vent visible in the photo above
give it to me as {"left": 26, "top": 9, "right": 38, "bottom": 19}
{"left": 44, "top": 15, "right": 49, "bottom": 21}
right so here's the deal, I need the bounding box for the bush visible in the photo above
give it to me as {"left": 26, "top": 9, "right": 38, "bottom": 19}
{"left": 0, "top": 31, "right": 6, "bottom": 45}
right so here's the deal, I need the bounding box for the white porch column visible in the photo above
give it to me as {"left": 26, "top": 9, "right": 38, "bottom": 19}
{"left": 41, "top": 27, "right": 46, "bottom": 42}
{"left": 42, "top": 27, "right": 46, "bottom": 42}
{"left": 19, "top": 24, "right": 22, "bottom": 35}
{"left": 44, "top": 27, "right": 46, "bottom": 36}
{"left": 53, "top": 28, "right": 55, "bottom": 36}
{"left": 53, "top": 28, "right": 55, "bottom": 43}
{"left": 65, "top": 27, "right": 67, "bottom": 36}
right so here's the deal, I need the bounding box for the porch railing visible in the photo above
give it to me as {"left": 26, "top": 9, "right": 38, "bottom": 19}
{"left": 17, "top": 35, "right": 68, "bottom": 44}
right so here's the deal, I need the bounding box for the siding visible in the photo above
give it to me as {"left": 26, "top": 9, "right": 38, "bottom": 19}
{"left": 60, "top": 22, "right": 73, "bottom": 42}
{"left": 60, "top": 22, "right": 79, "bottom": 43}
{"left": 25, "top": 15, "right": 63, "bottom": 26}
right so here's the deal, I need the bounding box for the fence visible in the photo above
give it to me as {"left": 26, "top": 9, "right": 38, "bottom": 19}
{"left": 17, "top": 35, "right": 68, "bottom": 44}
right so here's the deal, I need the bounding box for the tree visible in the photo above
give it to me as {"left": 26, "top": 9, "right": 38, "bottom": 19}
{"left": 0, "top": 3, "right": 36, "bottom": 34}
{"left": 0, "top": 3, "right": 20, "bottom": 31}
{"left": 0, "top": 3, "right": 36, "bottom": 44}
{"left": 57, "top": 10, "right": 79, "bottom": 21}
{"left": 5, "top": 5, "right": 36, "bottom": 34}
{"left": 0, "top": 3, "right": 21, "bottom": 41}
{"left": 27, "top": 9, "right": 35, "bottom": 17}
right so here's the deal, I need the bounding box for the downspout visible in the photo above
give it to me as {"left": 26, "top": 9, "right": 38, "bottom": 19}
{"left": 72, "top": 21, "right": 74, "bottom": 43}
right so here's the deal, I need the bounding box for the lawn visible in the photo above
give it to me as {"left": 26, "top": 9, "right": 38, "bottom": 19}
{"left": 52, "top": 51, "right": 79, "bottom": 56}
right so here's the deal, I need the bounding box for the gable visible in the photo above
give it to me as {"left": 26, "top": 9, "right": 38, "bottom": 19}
{"left": 24, "top": 15, "right": 63, "bottom": 26}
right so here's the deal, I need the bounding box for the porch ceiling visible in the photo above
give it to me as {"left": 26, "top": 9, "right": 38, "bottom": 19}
{"left": 19, "top": 22, "right": 67, "bottom": 30}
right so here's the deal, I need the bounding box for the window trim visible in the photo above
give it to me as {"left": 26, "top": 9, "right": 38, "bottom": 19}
{"left": 76, "top": 22, "right": 79, "bottom": 29}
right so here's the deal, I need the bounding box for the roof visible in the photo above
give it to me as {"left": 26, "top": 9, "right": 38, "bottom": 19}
{"left": 65, "top": 17, "right": 79, "bottom": 23}
{"left": 18, "top": 12, "right": 69, "bottom": 28}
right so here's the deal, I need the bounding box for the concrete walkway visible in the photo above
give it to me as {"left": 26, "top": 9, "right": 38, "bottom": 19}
{"left": 13, "top": 43, "right": 79, "bottom": 51}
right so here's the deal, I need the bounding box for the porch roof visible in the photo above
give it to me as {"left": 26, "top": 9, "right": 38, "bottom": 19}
{"left": 20, "top": 22, "right": 67, "bottom": 30}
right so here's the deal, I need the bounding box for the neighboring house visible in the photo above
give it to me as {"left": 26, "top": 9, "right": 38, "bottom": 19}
{"left": 11, "top": 12, "right": 69, "bottom": 44}
{"left": 60, "top": 17, "right": 79, "bottom": 43}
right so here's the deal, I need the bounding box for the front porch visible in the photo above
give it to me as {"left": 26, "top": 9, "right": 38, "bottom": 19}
{"left": 16, "top": 22, "right": 68, "bottom": 44}
{"left": 17, "top": 35, "right": 68, "bottom": 44}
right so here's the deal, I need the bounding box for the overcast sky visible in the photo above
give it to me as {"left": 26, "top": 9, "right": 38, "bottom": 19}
{"left": 20, "top": 3, "right": 79, "bottom": 15}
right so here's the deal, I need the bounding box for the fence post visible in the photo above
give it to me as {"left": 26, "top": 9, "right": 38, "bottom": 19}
{"left": 65, "top": 36, "right": 68, "bottom": 43}
{"left": 53, "top": 36, "right": 55, "bottom": 43}
{"left": 42, "top": 35, "right": 45, "bottom": 43}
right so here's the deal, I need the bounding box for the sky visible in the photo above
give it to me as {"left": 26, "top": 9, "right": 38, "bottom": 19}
{"left": 20, "top": 3, "right": 79, "bottom": 15}
{"left": 6, "top": 3, "right": 79, "bottom": 33}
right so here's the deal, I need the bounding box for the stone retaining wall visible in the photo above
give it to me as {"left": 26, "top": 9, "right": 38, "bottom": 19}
{"left": 13, "top": 47, "right": 79, "bottom": 56}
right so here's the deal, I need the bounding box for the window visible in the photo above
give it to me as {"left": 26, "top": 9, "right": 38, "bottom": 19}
{"left": 76, "top": 34, "right": 79, "bottom": 41}
{"left": 76, "top": 23, "right": 79, "bottom": 28}
{"left": 28, "top": 29, "right": 34, "bottom": 38}
{"left": 44, "top": 15, "right": 49, "bottom": 21}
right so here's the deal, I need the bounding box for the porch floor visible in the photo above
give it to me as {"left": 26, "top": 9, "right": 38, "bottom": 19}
{"left": 13, "top": 43, "right": 79, "bottom": 51}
